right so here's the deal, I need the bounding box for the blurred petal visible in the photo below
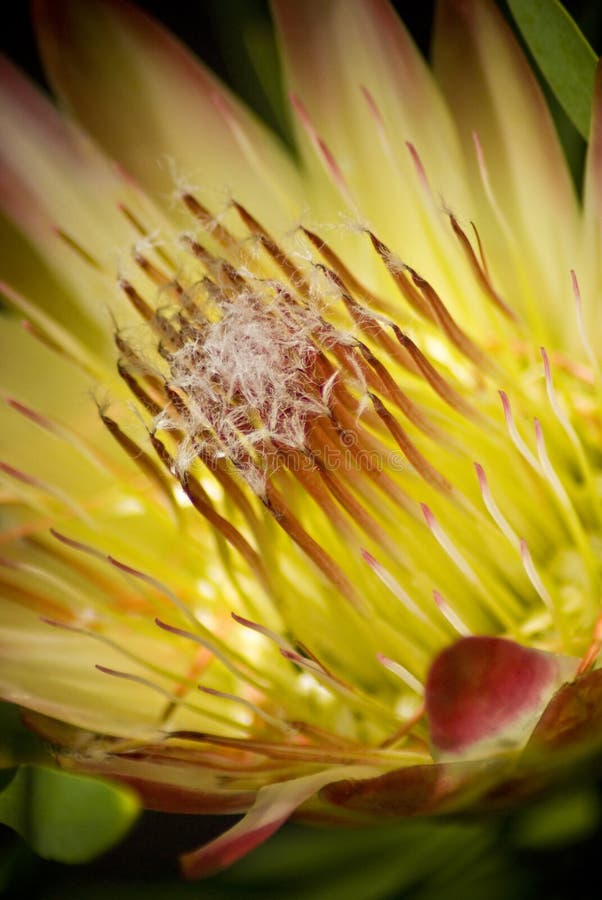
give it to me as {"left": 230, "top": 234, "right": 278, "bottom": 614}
{"left": 584, "top": 62, "right": 602, "bottom": 225}
{"left": 526, "top": 668, "right": 602, "bottom": 755}
{"left": 582, "top": 61, "right": 602, "bottom": 333}
{"left": 0, "top": 602, "right": 167, "bottom": 736}
{"left": 0, "top": 600, "right": 244, "bottom": 742}
{"left": 433, "top": 0, "right": 578, "bottom": 333}
{"left": 0, "top": 215, "right": 108, "bottom": 353}
{"left": 0, "top": 58, "right": 123, "bottom": 250}
{"left": 320, "top": 758, "right": 491, "bottom": 816}
{"left": 33, "top": 0, "right": 302, "bottom": 226}
{"left": 180, "top": 765, "right": 378, "bottom": 879}
{"left": 0, "top": 59, "right": 164, "bottom": 350}
{"left": 272, "top": 0, "right": 473, "bottom": 292}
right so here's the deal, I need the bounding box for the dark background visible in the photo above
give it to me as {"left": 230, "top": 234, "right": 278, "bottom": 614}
{"left": 2, "top": 1, "right": 600, "bottom": 135}
{"left": 3, "top": 0, "right": 601, "bottom": 188}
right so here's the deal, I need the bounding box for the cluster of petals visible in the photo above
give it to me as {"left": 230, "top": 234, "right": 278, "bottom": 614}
{"left": 2, "top": 0, "right": 602, "bottom": 878}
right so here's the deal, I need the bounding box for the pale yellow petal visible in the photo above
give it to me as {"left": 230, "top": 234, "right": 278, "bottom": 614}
{"left": 433, "top": 0, "right": 579, "bottom": 337}
{"left": 0, "top": 601, "right": 203, "bottom": 738}
{"left": 34, "top": 0, "right": 302, "bottom": 227}
{"left": 272, "top": 0, "right": 475, "bottom": 296}
{"left": 0, "top": 59, "right": 169, "bottom": 351}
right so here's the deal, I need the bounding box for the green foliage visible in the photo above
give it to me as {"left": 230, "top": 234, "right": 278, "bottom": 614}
{"left": 510, "top": 787, "right": 600, "bottom": 849}
{"left": 0, "top": 766, "right": 140, "bottom": 864}
{"left": 507, "top": 0, "right": 597, "bottom": 139}
{"left": 13, "top": 819, "right": 527, "bottom": 900}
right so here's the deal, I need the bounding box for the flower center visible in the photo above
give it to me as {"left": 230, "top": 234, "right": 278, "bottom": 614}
{"left": 154, "top": 276, "right": 333, "bottom": 493}
{"left": 46, "top": 187, "right": 602, "bottom": 751}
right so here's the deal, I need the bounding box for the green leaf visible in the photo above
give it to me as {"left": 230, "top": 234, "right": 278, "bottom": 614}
{"left": 0, "top": 765, "right": 140, "bottom": 864}
{"left": 507, "top": 0, "right": 598, "bottom": 139}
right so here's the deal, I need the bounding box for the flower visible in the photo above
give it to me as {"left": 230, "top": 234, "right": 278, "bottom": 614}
{"left": 1, "top": 0, "right": 602, "bottom": 880}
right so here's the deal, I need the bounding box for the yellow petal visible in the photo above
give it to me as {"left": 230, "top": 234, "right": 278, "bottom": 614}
{"left": 33, "top": 0, "right": 302, "bottom": 227}
{"left": 0, "top": 59, "right": 164, "bottom": 349}
{"left": 272, "top": 0, "right": 474, "bottom": 291}
{"left": 0, "top": 58, "right": 139, "bottom": 261}
{"left": 0, "top": 601, "right": 173, "bottom": 737}
{"left": 433, "top": 0, "right": 578, "bottom": 337}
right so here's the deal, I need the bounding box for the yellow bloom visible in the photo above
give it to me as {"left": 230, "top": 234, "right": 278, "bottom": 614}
{"left": 1, "top": 0, "right": 602, "bottom": 878}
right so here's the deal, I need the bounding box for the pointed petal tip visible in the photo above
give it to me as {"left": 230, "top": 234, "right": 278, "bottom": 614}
{"left": 179, "top": 819, "right": 282, "bottom": 881}
{"left": 177, "top": 764, "right": 378, "bottom": 879}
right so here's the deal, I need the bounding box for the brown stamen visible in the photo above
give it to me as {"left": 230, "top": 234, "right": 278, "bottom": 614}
{"left": 263, "top": 482, "right": 367, "bottom": 615}
{"left": 98, "top": 410, "right": 180, "bottom": 518}
{"left": 367, "top": 231, "right": 436, "bottom": 323}
{"left": 448, "top": 214, "right": 517, "bottom": 322}
{"left": 148, "top": 432, "right": 269, "bottom": 586}
{"left": 358, "top": 342, "right": 446, "bottom": 443}
{"left": 180, "top": 193, "right": 238, "bottom": 252}
{"left": 392, "top": 326, "right": 483, "bottom": 422}
{"left": 233, "top": 202, "right": 310, "bottom": 294}
{"left": 369, "top": 394, "right": 453, "bottom": 495}
{"left": 407, "top": 268, "right": 495, "bottom": 374}
{"left": 300, "top": 226, "right": 392, "bottom": 315}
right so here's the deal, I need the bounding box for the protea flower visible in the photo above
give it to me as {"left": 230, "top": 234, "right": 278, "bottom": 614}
{"left": 2, "top": 0, "right": 602, "bottom": 880}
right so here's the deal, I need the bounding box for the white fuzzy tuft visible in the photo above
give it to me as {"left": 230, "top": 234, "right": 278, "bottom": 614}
{"left": 156, "top": 287, "right": 334, "bottom": 490}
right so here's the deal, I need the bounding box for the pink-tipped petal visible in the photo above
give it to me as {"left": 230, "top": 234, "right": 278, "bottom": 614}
{"left": 179, "top": 765, "right": 376, "bottom": 879}
{"left": 0, "top": 58, "right": 160, "bottom": 350}
{"left": 433, "top": 0, "right": 578, "bottom": 330}
{"left": 425, "top": 636, "right": 576, "bottom": 759}
{"left": 272, "top": 0, "right": 472, "bottom": 288}
{"left": 33, "top": 0, "right": 301, "bottom": 226}
{"left": 0, "top": 57, "right": 135, "bottom": 254}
